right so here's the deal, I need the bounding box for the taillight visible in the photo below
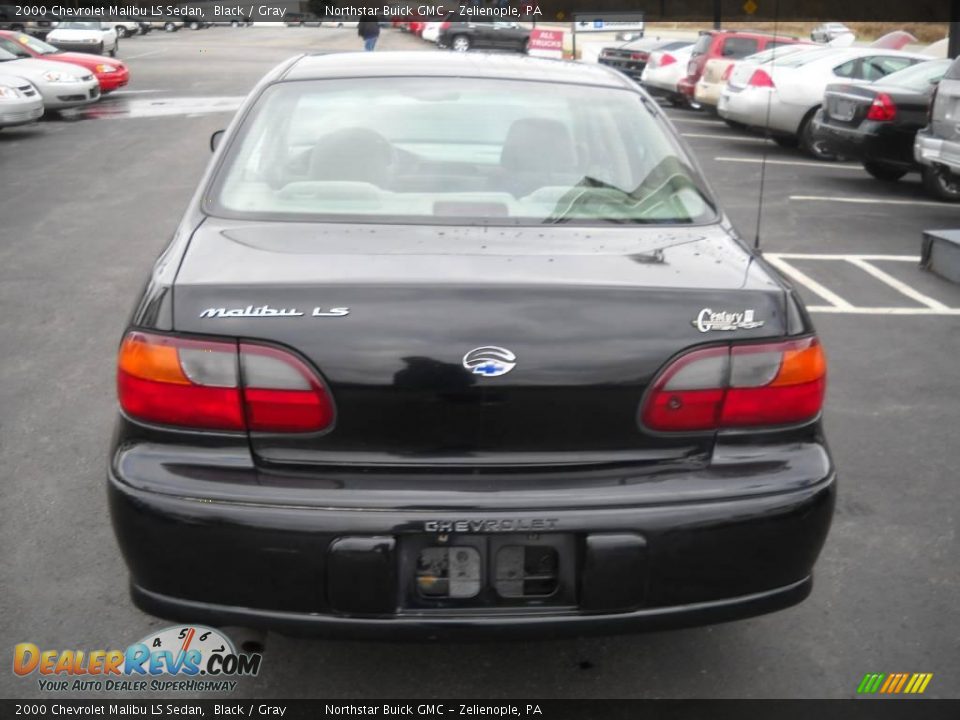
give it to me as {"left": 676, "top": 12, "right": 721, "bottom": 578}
{"left": 630, "top": 51, "right": 648, "bottom": 61}
{"left": 866, "top": 92, "right": 897, "bottom": 121}
{"left": 117, "top": 332, "right": 334, "bottom": 433}
{"left": 240, "top": 343, "right": 334, "bottom": 432}
{"left": 659, "top": 53, "right": 676, "bottom": 67}
{"left": 440, "top": 21, "right": 450, "bottom": 30}
{"left": 641, "top": 337, "right": 826, "bottom": 432}
{"left": 748, "top": 69, "right": 775, "bottom": 88}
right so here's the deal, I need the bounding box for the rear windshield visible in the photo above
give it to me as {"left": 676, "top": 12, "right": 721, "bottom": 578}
{"left": 692, "top": 34, "right": 713, "bottom": 54}
{"left": 207, "top": 77, "right": 716, "bottom": 226}
{"left": 943, "top": 55, "right": 960, "bottom": 81}
{"left": 721, "top": 37, "right": 760, "bottom": 58}
{"left": 876, "top": 59, "right": 952, "bottom": 91}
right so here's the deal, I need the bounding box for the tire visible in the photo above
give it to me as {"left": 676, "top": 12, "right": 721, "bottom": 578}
{"left": 231, "top": 21, "right": 240, "bottom": 27}
{"left": 451, "top": 35, "right": 470, "bottom": 52}
{"left": 164, "top": 22, "right": 176, "bottom": 32}
{"left": 519, "top": 38, "right": 528, "bottom": 54}
{"left": 115, "top": 26, "right": 128, "bottom": 38}
{"left": 109, "top": 41, "right": 117, "bottom": 57}
{"left": 97, "top": 41, "right": 104, "bottom": 54}
{"left": 863, "top": 161, "right": 907, "bottom": 182}
{"left": 798, "top": 109, "right": 837, "bottom": 160}
{"left": 189, "top": 21, "right": 201, "bottom": 30}
{"left": 921, "top": 165, "right": 960, "bottom": 202}
{"left": 723, "top": 118, "right": 746, "bottom": 131}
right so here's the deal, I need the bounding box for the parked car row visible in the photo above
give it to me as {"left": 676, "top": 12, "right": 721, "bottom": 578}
{"left": 397, "top": 18, "right": 530, "bottom": 53}
{"left": 0, "top": 28, "right": 130, "bottom": 128}
{"left": 598, "top": 29, "right": 958, "bottom": 202}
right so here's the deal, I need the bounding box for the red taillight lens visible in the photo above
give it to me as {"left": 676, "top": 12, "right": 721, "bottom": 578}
{"left": 440, "top": 21, "right": 450, "bottom": 30}
{"left": 865, "top": 92, "right": 897, "bottom": 121}
{"left": 240, "top": 343, "right": 335, "bottom": 433}
{"left": 748, "top": 69, "right": 775, "bottom": 88}
{"left": 630, "top": 51, "right": 648, "bottom": 61}
{"left": 117, "top": 332, "right": 334, "bottom": 433}
{"left": 659, "top": 53, "right": 676, "bottom": 67}
{"left": 641, "top": 337, "right": 826, "bottom": 432}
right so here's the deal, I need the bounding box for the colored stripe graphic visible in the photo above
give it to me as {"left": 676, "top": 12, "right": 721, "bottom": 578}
{"left": 857, "top": 673, "right": 932, "bottom": 694}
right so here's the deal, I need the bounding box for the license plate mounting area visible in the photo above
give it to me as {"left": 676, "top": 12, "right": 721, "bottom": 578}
{"left": 399, "top": 534, "right": 578, "bottom": 610}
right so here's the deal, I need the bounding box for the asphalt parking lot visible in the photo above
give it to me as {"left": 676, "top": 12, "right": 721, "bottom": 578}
{"left": 1, "top": 26, "right": 958, "bottom": 700}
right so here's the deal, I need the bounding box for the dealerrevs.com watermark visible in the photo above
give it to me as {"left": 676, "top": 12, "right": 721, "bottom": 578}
{"left": 13, "top": 625, "right": 262, "bottom": 693}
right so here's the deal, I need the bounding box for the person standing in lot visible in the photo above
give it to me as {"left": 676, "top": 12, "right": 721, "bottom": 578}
{"left": 358, "top": 20, "right": 380, "bottom": 51}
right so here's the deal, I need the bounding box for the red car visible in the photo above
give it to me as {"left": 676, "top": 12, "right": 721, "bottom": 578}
{"left": 678, "top": 30, "right": 800, "bottom": 103}
{"left": 0, "top": 30, "right": 129, "bottom": 93}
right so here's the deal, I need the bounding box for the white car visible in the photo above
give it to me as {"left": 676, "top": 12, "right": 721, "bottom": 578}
{"left": 640, "top": 43, "right": 694, "bottom": 106}
{"left": 0, "top": 73, "right": 43, "bottom": 128}
{"left": 811, "top": 23, "right": 853, "bottom": 43}
{"left": 717, "top": 47, "right": 930, "bottom": 158}
{"left": 46, "top": 21, "right": 118, "bottom": 57}
{"left": 695, "top": 44, "right": 814, "bottom": 112}
{"left": 0, "top": 46, "right": 99, "bottom": 110}
{"left": 110, "top": 21, "right": 140, "bottom": 38}
{"left": 421, "top": 21, "right": 443, "bottom": 44}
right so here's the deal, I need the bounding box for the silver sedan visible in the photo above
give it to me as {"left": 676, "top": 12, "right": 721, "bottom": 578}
{"left": 718, "top": 47, "right": 930, "bottom": 158}
{"left": 0, "top": 74, "right": 43, "bottom": 127}
{"left": 0, "top": 47, "right": 100, "bottom": 110}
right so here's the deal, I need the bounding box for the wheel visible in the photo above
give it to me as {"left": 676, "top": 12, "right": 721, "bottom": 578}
{"left": 189, "top": 21, "right": 201, "bottom": 30}
{"left": 231, "top": 20, "right": 240, "bottom": 27}
{"left": 115, "top": 26, "right": 128, "bottom": 38}
{"left": 798, "top": 109, "right": 837, "bottom": 160}
{"left": 97, "top": 41, "right": 104, "bottom": 54}
{"left": 164, "top": 22, "right": 176, "bottom": 32}
{"left": 109, "top": 41, "right": 117, "bottom": 57}
{"left": 451, "top": 35, "right": 470, "bottom": 52}
{"left": 519, "top": 38, "right": 528, "bottom": 54}
{"left": 921, "top": 165, "right": 960, "bottom": 202}
{"left": 863, "top": 161, "right": 907, "bottom": 182}
{"left": 723, "top": 118, "right": 746, "bottom": 131}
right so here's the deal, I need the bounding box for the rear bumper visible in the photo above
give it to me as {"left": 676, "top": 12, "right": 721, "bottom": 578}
{"left": 108, "top": 437, "right": 836, "bottom": 639}
{"left": 694, "top": 79, "right": 723, "bottom": 107}
{"left": 914, "top": 129, "right": 960, "bottom": 174}
{"left": 812, "top": 111, "right": 916, "bottom": 168}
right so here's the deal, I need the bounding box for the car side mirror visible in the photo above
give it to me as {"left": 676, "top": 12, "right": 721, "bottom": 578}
{"left": 210, "top": 129, "right": 225, "bottom": 152}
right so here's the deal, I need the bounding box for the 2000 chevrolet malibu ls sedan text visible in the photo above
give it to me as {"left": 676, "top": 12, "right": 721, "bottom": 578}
{"left": 109, "top": 52, "right": 835, "bottom": 639}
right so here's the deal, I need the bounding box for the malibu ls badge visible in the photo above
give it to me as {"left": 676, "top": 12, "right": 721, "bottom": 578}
{"left": 693, "top": 308, "right": 764, "bottom": 333}
{"left": 462, "top": 346, "right": 517, "bottom": 377}
{"left": 199, "top": 305, "right": 349, "bottom": 318}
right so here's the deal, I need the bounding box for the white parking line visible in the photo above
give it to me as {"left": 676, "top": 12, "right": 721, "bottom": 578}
{"left": 123, "top": 50, "right": 167, "bottom": 60}
{"left": 845, "top": 257, "right": 950, "bottom": 310}
{"left": 717, "top": 157, "right": 861, "bottom": 170}
{"left": 766, "top": 253, "right": 960, "bottom": 316}
{"left": 764, "top": 255, "right": 854, "bottom": 309}
{"left": 790, "top": 195, "right": 960, "bottom": 208}
{"left": 681, "top": 133, "right": 772, "bottom": 143}
{"left": 770, "top": 253, "right": 920, "bottom": 262}
{"left": 669, "top": 118, "right": 726, "bottom": 126}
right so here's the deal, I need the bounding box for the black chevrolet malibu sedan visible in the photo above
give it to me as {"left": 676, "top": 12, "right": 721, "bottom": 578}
{"left": 109, "top": 52, "right": 834, "bottom": 639}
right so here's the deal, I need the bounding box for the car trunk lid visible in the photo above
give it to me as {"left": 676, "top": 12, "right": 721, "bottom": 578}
{"left": 172, "top": 220, "right": 787, "bottom": 469}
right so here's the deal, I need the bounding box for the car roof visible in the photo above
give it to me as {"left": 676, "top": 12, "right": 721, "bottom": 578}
{"left": 282, "top": 51, "right": 631, "bottom": 88}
